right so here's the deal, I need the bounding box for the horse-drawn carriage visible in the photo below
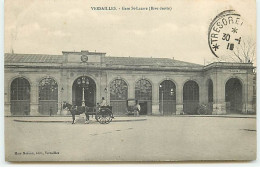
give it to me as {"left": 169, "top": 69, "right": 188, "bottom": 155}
{"left": 63, "top": 102, "right": 114, "bottom": 124}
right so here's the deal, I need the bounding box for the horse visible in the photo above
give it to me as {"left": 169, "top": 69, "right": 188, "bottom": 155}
{"left": 62, "top": 102, "right": 90, "bottom": 124}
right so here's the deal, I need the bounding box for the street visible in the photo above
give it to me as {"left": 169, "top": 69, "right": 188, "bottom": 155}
{"left": 5, "top": 115, "right": 256, "bottom": 161}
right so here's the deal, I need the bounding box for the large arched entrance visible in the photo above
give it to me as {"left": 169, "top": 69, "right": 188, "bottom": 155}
{"left": 10, "top": 77, "right": 30, "bottom": 115}
{"left": 110, "top": 79, "right": 128, "bottom": 115}
{"left": 183, "top": 80, "right": 199, "bottom": 114}
{"left": 135, "top": 79, "right": 152, "bottom": 115}
{"left": 225, "top": 78, "right": 243, "bottom": 113}
{"left": 159, "top": 80, "right": 176, "bottom": 115}
{"left": 72, "top": 76, "right": 96, "bottom": 107}
{"left": 38, "top": 77, "right": 58, "bottom": 115}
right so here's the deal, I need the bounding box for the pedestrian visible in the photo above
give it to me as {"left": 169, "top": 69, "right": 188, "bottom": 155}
{"left": 135, "top": 101, "right": 141, "bottom": 116}
{"left": 50, "top": 107, "right": 53, "bottom": 116}
{"left": 136, "top": 101, "right": 141, "bottom": 116}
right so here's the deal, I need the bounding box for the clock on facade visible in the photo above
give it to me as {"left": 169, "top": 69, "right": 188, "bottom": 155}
{"left": 81, "top": 55, "right": 88, "bottom": 62}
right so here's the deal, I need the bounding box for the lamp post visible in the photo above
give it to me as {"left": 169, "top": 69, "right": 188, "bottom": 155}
{"left": 60, "top": 87, "right": 64, "bottom": 115}
{"left": 160, "top": 84, "right": 164, "bottom": 115}
{"left": 160, "top": 84, "right": 174, "bottom": 116}
{"left": 104, "top": 87, "right": 108, "bottom": 101}
{"left": 77, "top": 76, "right": 89, "bottom": 106}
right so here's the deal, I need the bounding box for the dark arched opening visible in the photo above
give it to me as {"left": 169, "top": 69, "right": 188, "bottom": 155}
{"left": 72, "top": 76, "right": 96, "bottom": 107}
{"left": 11, "top": 77, "right": 30, "bottom": 115}
{"left": 183, "top": 80, "right": 199, "bottom": 114}
{"left": 225, "top": 78, "right": 243, "bottom": 113}
{"left": 159, "top": 80, "right": 176, "bottom": 115}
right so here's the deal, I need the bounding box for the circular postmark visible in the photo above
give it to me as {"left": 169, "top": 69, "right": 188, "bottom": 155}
{"left": 208, "top": 10, "right": 245, "bottom": 59}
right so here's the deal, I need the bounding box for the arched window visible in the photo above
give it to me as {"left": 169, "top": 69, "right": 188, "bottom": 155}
{"left": 110, "top": 79, "right": 128, "bottom": 100}
{"left": 183, "top": 81, "right": 199, "bottom": 101}
{"left": 135, "top": 79, "right": 152, "bottom": 115}
{"left": 11, "top": 77, "right": 30, "bottom": 115}
{"left": 110, "top": 79, "right": 128, "bottom": 115}
{"left": 135, "top": 79, "right": 152, "bottom": 101}
{"left": 39, "top": 78, "right": 58, "bottom": 101}
{"left": 11, "top": 77, "right": 30, "bottom": 100}
{"left": 39, "top": 78, "right": 58, "bottom": 115}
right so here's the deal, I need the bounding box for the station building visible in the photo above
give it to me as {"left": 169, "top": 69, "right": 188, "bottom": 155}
{"left": 4, "top": 50, "right": 256, "bottom": 116}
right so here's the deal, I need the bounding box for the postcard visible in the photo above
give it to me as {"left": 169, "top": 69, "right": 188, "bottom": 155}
{"left": 4, "top": 0, "right": 256, "bottom": 161}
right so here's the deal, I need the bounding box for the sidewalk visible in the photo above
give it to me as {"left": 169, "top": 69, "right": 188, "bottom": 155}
{"left": 7, "top": 115, "right": 147, "bottom": 123}
{"left": 5, "top": 114, "right": 256, "bottom": 123}
{"left": 6, "top": 113, "right": 256, "bottom": 118}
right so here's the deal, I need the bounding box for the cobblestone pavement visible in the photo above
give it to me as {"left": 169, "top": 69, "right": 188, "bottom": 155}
{"left": 5, "top": 115, "right": 256, "bottom": 162}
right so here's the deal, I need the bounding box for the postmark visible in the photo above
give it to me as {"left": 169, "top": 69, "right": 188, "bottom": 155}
{"left": 208, "top": 10, "right": 244, "bottom": 58}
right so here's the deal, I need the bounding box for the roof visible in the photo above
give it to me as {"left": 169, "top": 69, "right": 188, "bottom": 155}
{"left": 5, "top": 53, "right": 64, "bottom": 63}
{"left": 4, "top": 53, "right": 203, "bottom": 68}
{"left": 104, "top": 56, "right": 203, "bottom": 67}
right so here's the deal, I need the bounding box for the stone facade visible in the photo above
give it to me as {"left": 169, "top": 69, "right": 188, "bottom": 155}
{"left": 4, "top": 50, "right": 256, "bottom": 116}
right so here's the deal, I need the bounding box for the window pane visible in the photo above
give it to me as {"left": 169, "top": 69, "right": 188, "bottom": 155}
{"left": 159, "top": 80, "right": 176, "bottom": 101}
{"left": 110, "top": 79, "right": 128, "bottom": 100}
{"left": 10, "top": 78, "right": 30, "bottom": 101}
{"left": 183, "top": 81, "right": 199, "bottom": 101}
{"left": 39, "top": 78, "right": 58, "bottom": 101}
{"left": 135, "top": 79, "right": 152, "bottom": 100}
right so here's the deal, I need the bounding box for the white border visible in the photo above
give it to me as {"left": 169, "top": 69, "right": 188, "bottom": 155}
{"left": 0, "top": 0, "right": 260, "bottom": 168}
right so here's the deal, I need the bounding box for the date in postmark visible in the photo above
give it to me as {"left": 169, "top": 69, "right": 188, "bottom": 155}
{"left": 208, "top": 10, "right": 244, "bottom": 58}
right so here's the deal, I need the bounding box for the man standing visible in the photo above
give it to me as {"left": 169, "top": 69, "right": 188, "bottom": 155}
{"left": 134, "top": 101, "right": 141, "bottom": 116}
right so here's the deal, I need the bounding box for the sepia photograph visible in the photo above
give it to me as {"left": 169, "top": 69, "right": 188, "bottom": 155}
{"left": 4, "top": 0, "right": 257, "bottom": 162}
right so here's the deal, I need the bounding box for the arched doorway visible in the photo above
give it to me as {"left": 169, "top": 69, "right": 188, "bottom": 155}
{"left": 10, "top": 77, "right": 30, "bottom": 115}
{"left": 72, "top": 76, "right": 96, "bottom": 107}
{"left": 110, "top": 79, "right": 128, "bottom": 115}
{"left": 159, "top": 80, "right": 176, "bottom": 115}
{"left": 207, "top": 79, "right": 213, "bottom": 114}
{"left": 183, "top": 80, "right": 199, "bottom": 114}
{"left": 135, "top": 79, "right": 152, "bottom": 115}
{"left": 225, "top": 78, "right": 243, "bottom": 113}
{"left": 39, "top": 77, "right": 58, "bottom": 115}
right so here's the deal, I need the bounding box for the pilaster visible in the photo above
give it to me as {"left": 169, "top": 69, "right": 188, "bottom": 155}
{"left": 30, "top": 83, "right": 39, "bottom": 115}
{"left": 212, "top": 69, "right": 226, "bottom": 115}
{"left": 176, "top": 83, "right": 183, "bottom": 115}
{"left": 152, "top": 82, "right": 160, "bottom": 115}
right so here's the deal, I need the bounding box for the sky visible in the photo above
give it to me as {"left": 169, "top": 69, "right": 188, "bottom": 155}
{"left": 4, "top": 0, "right": 256, "bottom": 65}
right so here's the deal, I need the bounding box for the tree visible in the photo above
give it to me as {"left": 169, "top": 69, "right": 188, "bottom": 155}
{"left": 232, "top": 37, "right": 256, "bottom": 63}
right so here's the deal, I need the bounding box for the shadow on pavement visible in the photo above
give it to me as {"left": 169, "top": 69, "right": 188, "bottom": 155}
{"left": 13, "top": 120, "right": 71, "bottom": 123}
{"left": 112, "top": 119, "right": 147, "bottom": 122}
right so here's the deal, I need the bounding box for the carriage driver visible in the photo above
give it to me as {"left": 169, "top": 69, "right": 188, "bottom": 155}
{"left": 100, "top": 97, "right": 107, "bottom": 107}
{"left": 99, "top": 97, "right": 114, "bottom": 118}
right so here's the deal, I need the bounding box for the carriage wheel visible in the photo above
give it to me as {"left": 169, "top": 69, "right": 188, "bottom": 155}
{"left": 98, "top": 115, "right": 112, "bottom": 124}
{"left": 96, "top": 109, "right": 113, "bottom": 124}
